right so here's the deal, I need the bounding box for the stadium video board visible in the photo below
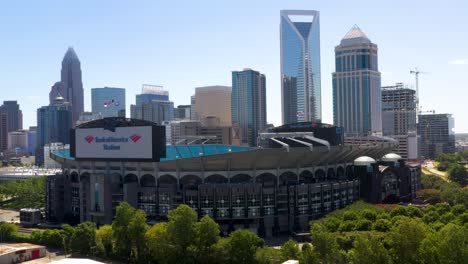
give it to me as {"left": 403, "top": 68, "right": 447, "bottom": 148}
{"left": 70, "top": 125, "right": 165, "bottom": 161}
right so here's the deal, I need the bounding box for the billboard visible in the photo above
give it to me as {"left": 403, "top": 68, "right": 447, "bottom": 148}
{"left": 70, "top": 125, "right": 165, "bottom": 161}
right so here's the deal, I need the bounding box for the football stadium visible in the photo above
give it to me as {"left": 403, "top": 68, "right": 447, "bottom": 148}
{"left": 47, "top": 118, "right": 421, "bottom": 236}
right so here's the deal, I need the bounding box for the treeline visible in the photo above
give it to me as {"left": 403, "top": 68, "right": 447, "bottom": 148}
{"left": 0, "top": 177, "right": 46, "bottom": 209}
{"left": 435, "top": 151, "right": 468, "bottom": 186}
{"left": 1, "top": 199, "right": 467, "bottom": 264}
{"left": 418, "top": 173, "right": 468, "bottom": 206}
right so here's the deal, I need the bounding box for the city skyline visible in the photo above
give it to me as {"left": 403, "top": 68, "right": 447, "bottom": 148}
{"left": 1, "top": 1, "right": 467, "bottom": 132}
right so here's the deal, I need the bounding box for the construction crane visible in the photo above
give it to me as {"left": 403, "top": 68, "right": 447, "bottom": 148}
{"left": 410, "top": 67, "right": 429, "bottom": 115}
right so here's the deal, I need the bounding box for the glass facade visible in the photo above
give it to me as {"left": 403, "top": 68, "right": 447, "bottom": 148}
{"left": 130, "top": 100, "right": 174, "bottom": 125}
{"left": 232, "top": 69, "right": 267, "bottom": 147}
{"left": 136, "top": 93, "right": 169, "bottom": 105}
{"left": 332, "top": 26, "right": 382, "bottom": 136}
{"left": 280, "top": 10, "right": 321, "bottom": 124}
{"left": 91, "top": 87, "right": 126, "bottom": 118}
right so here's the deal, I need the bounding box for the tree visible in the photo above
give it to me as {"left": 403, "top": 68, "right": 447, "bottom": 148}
{"left": 0, "top": 222, "right": 17, "bottom": 241}
{"left": 96, "top": 225, "right": 113, "bottom": 257}
{"left": 361, "top": 209, "right": 377, "bottom": 221}
{"left": 193, "top": 215, "right": 221, "bottom": 263}
{"left": 70, "top": 222, "right": 97, "bottom": 255}
{"left": 310, "top": 223, "right": 339, "bottom": 263}
{"left": 355, "top": 219, "right": 373, "bottom": 231}
{"left": 112, "top": 202, "right": 148, "bottom": 262}
{"left": 388, "top": 218, "right": 428, "bottom": 264}
{"left": 300, "top": 243, "right": 316, "bottom": 264}
{"left": 419, "top": 233, "right": 440, "bottom": 264}
{"left": 437, "top": 223, "right": 468, "bottom": 263}
{"left": 256, "top": 247, "right": 283, "bottom": 264}
{"left": 166, "top": 204, "right": 198, "bottom": 263}
{"left": 417, "top": 189, "right": 442, "bottom": 204}
{"left": 226, "top": 229, "right": 263, "bottom": 264}
{"left": 448, "top": 164, "right": 468, "bottom": 186}
{"left": 145, "top": 223, "right": 172, "bottom": 264}
{"left": 349, "top": 233, "right": 391, "bottom": 264}
{"left": 281, "top": 240, "right": 301, "bottom": 261}
{"left": 373, "top": 219, "right": 391, "bottom": 232}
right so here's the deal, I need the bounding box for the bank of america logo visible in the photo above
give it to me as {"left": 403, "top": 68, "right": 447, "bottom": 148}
{"left": 85, "top": 135, "right": 94, "bottom": 143}
{"left": 130, "top": 134, "right": 141, "bottom": 143}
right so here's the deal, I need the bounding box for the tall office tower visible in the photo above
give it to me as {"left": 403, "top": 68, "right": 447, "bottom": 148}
{"left": 418, "top": 114, "right": 455, "bottom": 159}
{"left": 194, "top": 86, "right": 232, "bottom": 126}
{"left": 174, "top": 105, "right": 191, "bottom": 120}
{"left": 130, "top": 100, "right": 174, "bottom": 124}
{"left": 232, "top": 69, "right": 267, "bottom": 147}
{"left": 332, "top": 25, "right": 382, "bottom": 136}
{"left": 136, "top": 84, "right": 169, "bottom": 105}
{"left": 381, "top": 83, "right": 418, "bottom": 159}
{"left": 280, "top": 10, "right": 321, "bottom": 124}
{"left": 0, "top": 101, "right": 23, "bottom": 154}
{"left": 91, "top": 87, "right": 126, "bottom": 118}
{"left": 190, "top": 95, "right": 196, "bottom": 120}
{"left": 36, "top": 96, "right": 72, "bottom": 165}
{"left": 49, "top": 47, "right": 84, "bottom": 125}
{"left": 27, "top": 126, "right": 37, "bottom": 156}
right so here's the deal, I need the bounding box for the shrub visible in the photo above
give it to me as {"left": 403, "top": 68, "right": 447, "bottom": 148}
{"left": 361, "top": 209, "right": 377, "bottom": 221}
{"left": 343, "top": 211, "right": 358, "bottom": 221}
{"left": 373, "top": 219, "right": 391, "bottom": 232}
{"left": 355, "top": 219, "right": 373, "bottom": 231}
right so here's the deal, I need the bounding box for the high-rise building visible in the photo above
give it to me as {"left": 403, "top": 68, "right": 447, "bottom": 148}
{"left": 232, "top": 69, "right": 267, "bottom": 146}
{"left": 49, "top": 47, "right": 84, "bottom": 125}
{"left": 130, "top": 100, "right": 174, "bottom": 124}
{"left": 0, "top": 101, "right": 23, "bottom": 154}
{"left": 91, "top": 87, "right": 126, "bottom": 118}
{"left": 332, "top": 25, "right": 382, "bottom": 136}
{"left": 7, "top": 130, "right": 28, "bottom": 152}
{"left": 418, "top": 114, "right": 455, "bottom": 159}
{"left": 36, "top": 96, "right": 72, "bottom": 165}
{"left": 381, "top": 83, "right": 418, "bottom": 159}
{"left": 190, "top": 95, "right": 196, "bottom": 121}
{"left": 280, "top": 10, "right": 321, "bottom": 124}
{"left": 194, "top": 86, "right": 232, "bottom": 126}
{"left": 27, "top": 127, "right": 37, "bottom": 156}
{"left": 174, "top": 105, "right": 191, "bottom": 120}
{"left": 136, "top": 84, "right": 169, "bottom": 105}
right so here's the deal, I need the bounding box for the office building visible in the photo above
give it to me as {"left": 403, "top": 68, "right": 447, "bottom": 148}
{"left": 418, "top": 114, "right": 455, "bottom": 159}
{"left": 168, "top": 118, "right": 232, "bottom": 145}
{"left": 0, "top": 101, "right": 23, "bottom": 154}
{"left": 169, "top": 120, "right": 202, "bottom": 145}
{"left": 194, "top": 86, "right": 231, "bottom": 126}
{"left": 76, "top": 112, "right": 103, "bottom": 126}
{"left": 27, "top": 127, "right": 37, "bottom": 156}
{"left": 190, "top": 95, "right": 196, "bottom": 121}
{"left": 232, "top": 69, "right": 266, "bottom": 146}
{"left": 7, "top": 130, "right": 28, "bottom": 152}
{"left": 174, "top": 105, "right": 191, "bottom": 120}
{"left": 91, "top": 87, "right": 126, "bottom": 118}
{"left": 136, "top": 84, "right": 169, "bottom": 105}
{"left": 280, "top": 10, "right": 322, "bottom": 124}
{"left": 36, "top": 96, "right": 72, "bottom": 165}
{"left": 332, "top": 25, "right": 382, "bottom": 136}
{"left": 131, "top": 100, "right": 174, "bottom": 124}
{"left": 49, "top": 47, "right": 84, "bottom": 124}
{"left": 381, "top": 83, "right": 418, "bottom": 159}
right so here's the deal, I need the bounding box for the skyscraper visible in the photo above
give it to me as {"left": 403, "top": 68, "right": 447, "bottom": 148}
{"left": 194, "top": 86, "right": 232, "bottom": 126}
{"left": 91, "top": 87, "right": 126, "bottom": 118}
{"left": 232, "top": 69, "right": 266, "bottom": 146}
{"left": 131, "top": 101, "right": 174, "bottom": 124}
{"left": 332, "top": 25, "right": 382, "bottom": 136}
{"left": 418, "top": 114, "right": 455, "bottom": 159}
{"left": 0, "top": 101, "right": 23, "bottom": 154}
{"left": 136, "top": 84, "right": 169, "bottom": 105}
{"left": 49, "top": 47, "right": 84, "bottom": 125}
{"left": 280, "top": 10, "right": 321, "bottom": 124}
{"left": 36, "top": 96, "right": 72, "bottom": 165}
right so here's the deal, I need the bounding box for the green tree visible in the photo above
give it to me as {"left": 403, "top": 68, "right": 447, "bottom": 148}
{"left": 388, "top": 218, "right": 428, "bottom": 264}
{"left": 355, "top": 219, "right": 373, "bottom": 231}
{"left": 310, "top": 223, "right": 339, "bottom": 263}
{"left": 361, "top": 209, "right": 377, "bottom": 221}
{"left": 349, "top": 233, "right": 391, "bottom": 264}
{"left": 70, "top": 222, "right": 97, "bottom": 255}
{"left": 145, "top": 223, "right": 172, "bottom": 264}
{"left": 256, "top": 247, "right": 283, "bottom": 264}
{"left": 373, "top": 219, "right": 391, "bottom": 232}
{"left": 300, "top": 243, "right": 316, "bottom": 264}
{"left": 128, "top": 209, "right": 148, "bottom": 262}
{"left": 193, "top": 215, "right": 221, "bottom": 263}
{"left": 419, "top": 233, "right": 440, "bottom": 264}
{"left": 226, "top": 229, "right": 263, "bottom": 264}
{"left": 281, "top": 240, "right": 301, "bottom": 261}
{"left": 448, "top": 163, "right": 468, "bottom": 186}
{"left": 167, "top": 204, "right": 198, "bottom": 263}
{"left": 437, "top": 223, "right": 468, "bottom": 264}
{"left": 96, "top": 225, "right": 113, "bottom": 257}
{"left": 0, "top": 222, "right": 18, "bottom": 241}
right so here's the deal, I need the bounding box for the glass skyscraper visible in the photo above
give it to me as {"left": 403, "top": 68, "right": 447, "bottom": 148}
{"left": 232, "top": 69, "right": 266, "bottom": 147}
{"left": 91, "top": 87, "right": 126, "bottom": 118}
{"left": 36, "top": 96, "right": 72, "bottom": 165}
{"left": 280, "top": 10, "right": 321, "bottom": 124}
{"left": 332, "top": 25, "right": 382, "bottom": 136}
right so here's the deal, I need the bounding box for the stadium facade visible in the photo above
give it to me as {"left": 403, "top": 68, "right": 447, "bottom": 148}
{"left": 46, "top": 118, "right": 420, "bottom": 236}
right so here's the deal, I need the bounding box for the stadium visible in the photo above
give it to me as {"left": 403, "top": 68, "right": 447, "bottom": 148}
{"left": 47, "top": 118, "right": 421, "bottom": 237}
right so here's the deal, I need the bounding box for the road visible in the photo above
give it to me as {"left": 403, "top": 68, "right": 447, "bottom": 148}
{"left": 423, "top": 161, "right": 449, "bottom": 181}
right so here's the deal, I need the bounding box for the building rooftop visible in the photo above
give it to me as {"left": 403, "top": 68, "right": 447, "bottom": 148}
{"left": 0, "top": 243, "right": 45, "bottom": 255}
{"left": 340, "top": 25, "right": 371, "bottom": 46}
{"left": 53, "top": 144, "right": 255, "bottom": 162}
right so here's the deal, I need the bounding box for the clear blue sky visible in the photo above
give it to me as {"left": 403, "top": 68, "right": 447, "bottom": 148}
{"left": 1, "top": 0, "right": 467, "bottom": 132}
